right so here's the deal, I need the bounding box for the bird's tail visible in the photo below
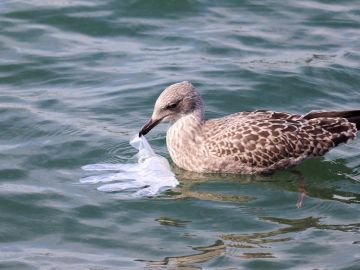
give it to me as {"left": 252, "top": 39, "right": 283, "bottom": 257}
{"left": 303, "top": 110, "right": 360, "bottom": 130}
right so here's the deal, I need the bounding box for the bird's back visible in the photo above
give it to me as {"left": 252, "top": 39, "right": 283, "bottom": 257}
{"left": 200, "top": 110, "right": 357, "bottom": 173}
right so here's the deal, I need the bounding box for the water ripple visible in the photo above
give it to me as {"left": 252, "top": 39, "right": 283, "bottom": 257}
{"left": 0, "top": 0, "right": 359, "bottom": 269}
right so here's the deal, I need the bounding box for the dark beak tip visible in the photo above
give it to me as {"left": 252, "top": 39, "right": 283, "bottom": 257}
{"left": 138, "top": 129, "right": 145, "bottom": 137}
{"left": 139, "top": 118, "right": 160, "bottom": 137}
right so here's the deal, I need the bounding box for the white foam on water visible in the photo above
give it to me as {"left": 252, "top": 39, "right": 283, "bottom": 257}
{"left": 332, "top": 194, "right": 356, "bottom": 201}
{"left": 80, "top": 135, "right": 179, "bottom": 197}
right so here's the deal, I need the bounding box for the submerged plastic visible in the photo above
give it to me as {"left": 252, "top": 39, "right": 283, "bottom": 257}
{"left": 80, "top": 135, "right": 179, "bottom": 197}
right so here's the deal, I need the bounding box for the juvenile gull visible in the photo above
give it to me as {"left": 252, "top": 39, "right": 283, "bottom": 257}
{"left": 139, "top": 81, "right": 360, "bottom": 174}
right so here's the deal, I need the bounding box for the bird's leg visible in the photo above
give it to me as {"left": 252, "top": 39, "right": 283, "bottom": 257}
{"left": 296, "top": 178, "right": 306, "bottom": 208}
{"left": 291, "top": 170, "right": 306, "bottom": 208}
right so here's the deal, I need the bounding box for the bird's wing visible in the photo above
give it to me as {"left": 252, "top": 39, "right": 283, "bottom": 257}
{"left": 201, "top": 110, "right": 355, "bottom": 169}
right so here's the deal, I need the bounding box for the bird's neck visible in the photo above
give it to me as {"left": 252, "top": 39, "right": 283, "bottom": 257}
{"left": 169, "top": 110, "right": 203, "bottom": 137}
{"left": 166, "top": 111, "right": 204, "bottom": 171}
{"left": 166, "top": 96, "right": 205, "bottom": 169}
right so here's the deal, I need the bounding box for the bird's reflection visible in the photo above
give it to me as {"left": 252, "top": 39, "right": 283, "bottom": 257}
{"left": 147, "top": 216, "right": 360, "bottom": 269}
{"left": 164, "top": 158, "right": 360, "bottom": 207}
{"left": 145, "top": 157, "right": 360, "bottom": 269}
{"left": 167, "top": 166, "right": 267, "bottom": 203}
{"left": 143, "top": 159, "right": 360, "bottom": 268}
{"left": 166, "top": 167, "right": 290, "bottom": 206}
{"left": 148, "top": 240, "right": 225, "bottom": 269}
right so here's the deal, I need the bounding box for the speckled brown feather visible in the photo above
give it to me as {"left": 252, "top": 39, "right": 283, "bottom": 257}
{"left": 199, "top": 110, "right": 357, "bottom": 173}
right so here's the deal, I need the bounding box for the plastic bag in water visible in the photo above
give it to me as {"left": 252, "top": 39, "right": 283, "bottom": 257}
{"left": 80, "top": 135, "right": 179, "bottom": 197}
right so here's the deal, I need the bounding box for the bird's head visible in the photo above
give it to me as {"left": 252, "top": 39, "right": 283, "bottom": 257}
{"left": 139, "top": 81, "right": 203, "bottom": 136}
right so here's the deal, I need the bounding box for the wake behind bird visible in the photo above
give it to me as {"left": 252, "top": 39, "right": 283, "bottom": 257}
{"left": 80, "top": 135, "right": 178, "bottom": 197}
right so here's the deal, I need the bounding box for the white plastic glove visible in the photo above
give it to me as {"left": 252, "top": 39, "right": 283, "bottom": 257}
{"left": 80, "top": 135, "right": 178, "bottom": 197}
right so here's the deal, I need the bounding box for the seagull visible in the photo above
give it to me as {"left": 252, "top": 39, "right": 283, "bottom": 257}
{"left": 139, "top": 81, "right": 359, "bottom": 174}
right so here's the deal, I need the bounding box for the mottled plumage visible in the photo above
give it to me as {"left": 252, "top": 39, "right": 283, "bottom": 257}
{"left": 139, "top": 81, "right": 359, "bottom": 174}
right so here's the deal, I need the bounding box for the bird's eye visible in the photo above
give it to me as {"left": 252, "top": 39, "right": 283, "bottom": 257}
{"left": 166, "top": 102, "right": 178, "bottom": 110}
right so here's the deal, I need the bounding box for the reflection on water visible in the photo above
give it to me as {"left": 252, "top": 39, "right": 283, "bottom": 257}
{"left": 155, "top": 216, "right": 190, "bottom": 227}
{"left": 149, "top": 216, "right": 360, "bottom": 268}
{"left": 148, "top": 240, "right": 225, "bottom": 269}
{"left": 144, "top": 162, "right": 360, "bottom": 268}
{"left": 169, "top": 167, "right": 265, "bottom": 203}
{"left": 169, "top": 159, "right": 360, "bottom": 207}
{"left": 170, "top": 167, "right": 297, "bottom": 205}
{"left": 235, "top": 53, "right": 336, "bottom": 69}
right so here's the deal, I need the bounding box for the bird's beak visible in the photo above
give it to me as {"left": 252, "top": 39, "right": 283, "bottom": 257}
{"left": 139, "top": 118, "right": 161, "bottom": 136}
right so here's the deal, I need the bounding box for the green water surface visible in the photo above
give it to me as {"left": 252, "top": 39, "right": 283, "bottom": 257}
{"left": 0, "top": 0, "right": 359, "bottom": 269}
